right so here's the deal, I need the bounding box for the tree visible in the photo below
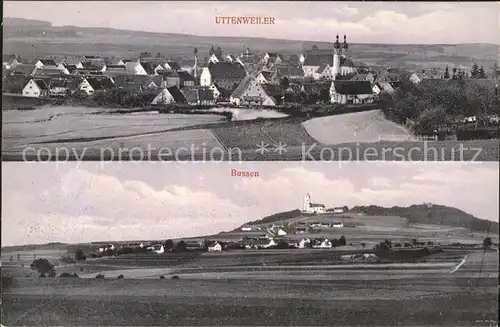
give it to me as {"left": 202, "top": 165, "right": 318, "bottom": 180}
{"left": 319, "top": 88, "right": 330, "bottom": 104}
{"left": 478, "top": 66, "right": 486, "bottom": 79}
{"left": 483, "top": 237, "right": 492, "bottom": 247}
{"left": 280, "top": 77, "right": 290, "bottom": 105}
{"left": 470, "top": 62, "right": 479, "bottom": 78}
{"left": 412, "top": 239, "right": 418, "bottom": 246}
{"left": 175, "top": 240, "right": 187, "bottom": 252}
{"left": 30, "top": 259, "right": 55, "bottom": 277}
{"left": 164, "top": 239, "right": 174, "bottom": 251}
{"left": 443, "top": 65, "right": 450, "bottom": 79}
{"left": 312, "top": 45, "right": 319, "bottom": 51}
{"left": 452, "top": 67, "right": 458, "bottom": 79}
{"left": 342, "top": 206, "right": 349, "bottom": 212}
{"left": 156, "top": 52, "right": 162, "bottom": 58}
{"left": 339, "top": 236, "right": 346, "bottom": 246}
{"left": 75, "top": 249, "right": 86, "bottom": 261}
{"left": 360, "top": 243, "right": 366, "bottom": 248}
{"left": 139, "top": 52, "right": 152, "bottom": 58}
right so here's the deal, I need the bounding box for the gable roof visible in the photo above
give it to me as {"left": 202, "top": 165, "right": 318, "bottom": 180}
{"left": 301, "top": 82, "right": 331, "bottom": 94}
{"left": 3, "top": 54, "right": 17, "bottom": 62}
{"left": 39, "top": 59, "right": 57, "bottom": 66}
{"left": 166, "top": 61, "right": 181, "bottom": 71}
{"left": 315, "top": 64, "right": 329, "bottom": 74}
{"left": 303, "top": 54, "right": 333, "bottom": 67}
{"left": 32, "top": 67, "right": 64, "bottom": 77}
{"left": 177, "top": 70, "right": 195, "bottom": 82}
{"left": 167, "top": 86, "right": 187, "bottom": 103}
{"left": 231, "top": 75, "right": 254, "bottom": 98}
{"left": 11, "top": 64, "right": 36, "bottom": 76}
{"left": 276, "top": 66, "right": 304, "bottom": 78}
{"left": 33, "top": 79, "right": 49, "bottom": 90}
{"left": 139, "top": 62, "right": 156, "bottom": 75}
{"left": 259, "top": 71, "right": 273, "bottom": 81}
{"left": 332, "top": 80, "right": 373, "bottom": 95}
{"left": 181, "top": 87, "right": 198, "bottom": 103}
{"left": 208, "top": 62, "right": 246, "bottom": 80}
{"left": 85, "top": 77, "right": 114, "bottom": 90}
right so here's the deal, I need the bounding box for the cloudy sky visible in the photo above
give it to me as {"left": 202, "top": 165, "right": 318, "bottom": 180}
{"left": 2, "top": 162, "right": 498, "bottom": 246}
{"left": 3, "top": 1, "right": 500, "bottom": 44}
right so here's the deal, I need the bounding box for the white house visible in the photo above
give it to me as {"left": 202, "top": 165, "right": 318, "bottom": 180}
{"left": 241, "top": 226, "right": 253, "bottom": 231}
{"left": 277, "top": 228, "right": 288, "bottom": 236}
{"left": 22, "top": 79, "right": 49, "bottom": 97}
{"left": 312, "top": 238, "right": 332, "bottom": 249}
{"left": 3, "top": 55, "right": 19, "bottom": 70}
{"left": 35, "top": 59, "right": 57, "bottom": 69}
{"left": 78, "top": 78, "right": 95, "bottom": 95}
{"left": 200, "top": 62, "right": 246, "bottom": 90}
{"left": 151, "top": 86, "right": 187, "bottom": 105}
{"left": 329, "top": 80, "right": 375, "bottom": 105}
{"left": 155, "top": 245, "right": 165, "bottom": 254}
{"left": 333, "top": 207, "right": 345, "bottom": 214}
{"left": 208, "top": 241, "right": 223, "bottom": 252}
{"left": 125, "top": 62, "right": 147, "bottom": 75}
{"left": 303, "top": 193, "right": 326, "bottom": 214}
{"left": 332, "top": 222, "right": 344, "bottom": 228}
{"left": 230, "top": 76, "right": 277, "bottom": 106}
{"left": 256, "top": 71, "right": 276, "bottom": 84}
{"left": 298, "top": 238, "right": 311, "bottom": 249}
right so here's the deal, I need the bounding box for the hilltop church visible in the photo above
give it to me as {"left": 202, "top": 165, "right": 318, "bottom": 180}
{"left": 303, "top": 193, "right": 326, "bottom": 214}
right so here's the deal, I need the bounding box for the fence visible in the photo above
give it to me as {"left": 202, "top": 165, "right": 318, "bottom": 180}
{"left": 378, "top": 134, "right": 437, "bottom": 142}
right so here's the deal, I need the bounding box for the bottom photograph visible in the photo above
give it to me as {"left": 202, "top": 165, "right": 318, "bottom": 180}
{"left": 1, "top": 161, "right": 499, "bottom": 327}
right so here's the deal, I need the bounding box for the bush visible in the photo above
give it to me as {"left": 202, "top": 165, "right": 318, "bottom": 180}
{"left": 171, "top": 275, "right": 180, "bottom": 280}
{"left": 339, "top": 236, "right": 347, "bottom": 246}
{"left": 483, "top": 237, "right": 493, "bottom": 247}
{"left": 159, "top": 275, "right": 165, "bottom": 280}
{"left": 59, "top": 272, "right": 79, "bottom": 278}
{"left": 95, "top": 274, "right": 105, "bottom": 279}
{"left": 30, "top": 258, "right": 56, "bottom": 277}
{"left": 75, "top": 249, "right": 86, "bottom": 261}
{"left": 1, "top": 274, "right": 14, "bottom": 289}
{"left": 117, "top": 274, "right": 124, "bottom": 279}
{"left": 60, "top": 256, "right": 76, "bottom": 264}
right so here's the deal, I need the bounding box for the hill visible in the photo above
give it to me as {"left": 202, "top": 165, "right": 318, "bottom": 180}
{"left": 241, "top": 204, "right": 497, "bottom": 234}
{"left": 349, "top": 204, "right": 498, "bottom": 233}
{"left": 3, "top": 17, "right": 499, "bottom": 71}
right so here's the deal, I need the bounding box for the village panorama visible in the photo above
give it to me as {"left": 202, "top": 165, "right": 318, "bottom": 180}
{"left": 2, "top": 186, "right": 499, "bottom": 326}
{"left": 2, "top": 15, "right": 500, "bottom": 161}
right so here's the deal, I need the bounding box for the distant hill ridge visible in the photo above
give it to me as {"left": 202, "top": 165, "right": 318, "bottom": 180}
{"left": 3, "top": 17, "right": 499, "bottom": 68}
{"left": 242, "top": 205, "right": 498, "bottom": 233}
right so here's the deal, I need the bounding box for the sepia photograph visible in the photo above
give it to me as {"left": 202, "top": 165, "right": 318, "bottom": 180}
{"left": 2, "top": 1, "right": 500, "bottom": 161}
{"left": 1, "top": 161, "right": 499, "bottom": 326}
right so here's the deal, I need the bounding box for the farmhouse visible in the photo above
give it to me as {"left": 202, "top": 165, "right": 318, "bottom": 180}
{"left": 200, "top": 62, "right": 246, "bottom": 90}
{"left": 207, "top": 241, "right": 223, "bottom": 252}
{"left": 298, "top": 238, "right": 311, "bottom": 248}
{"left": 35, "top": 59, "right": 57, "bottom": 69}
{"left": 124, "top": 62, "right": 148, "bottom": 75}
{"left": 151, "top": 86, "right": 187, "bottom": 105}
{"left": 78, "top": 77, "right": 114, "bottom": 95}
{"left": 230, "top": 76, "right": 277, "bottom": 106}
{"left": 312, "top": 238, "right": 332, "bottom": 249}
{"left": 22, "top": 79, "right": 49, "bottom": 97}
{"left": 329, "top": 80, "right": 375, "bottom": 104}
{"left": 3, "top": 54, "right": 20, "bottom": 70}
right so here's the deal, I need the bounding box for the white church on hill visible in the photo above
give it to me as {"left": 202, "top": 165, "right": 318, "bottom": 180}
{"left": 303, "top": 193, "right": 326, "bottom": 214}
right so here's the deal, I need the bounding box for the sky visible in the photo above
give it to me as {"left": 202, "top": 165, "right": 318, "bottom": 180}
{"left": 2, "top": 161, "right": 499, "bottom": 246}
{"left": 3, "top": 1, "right": 500, "bottom": 44}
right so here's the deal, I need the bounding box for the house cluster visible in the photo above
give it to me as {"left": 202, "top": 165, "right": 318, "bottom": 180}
{"left": 2, "top": 36, "right": 410, "bottom": 107}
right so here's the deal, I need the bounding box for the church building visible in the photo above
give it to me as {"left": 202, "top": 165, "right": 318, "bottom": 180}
{"left": 303, "top": 193, "right": 326, "bottom": 214}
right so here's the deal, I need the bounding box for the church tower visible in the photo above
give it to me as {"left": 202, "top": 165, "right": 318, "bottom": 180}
{"left": 332, "top": 34, "right": 341, "bottom": 80}
{"left": 193, "top": 47, "right": 198, "bottom": 80}
{"left": 303, "top": 193, "right": 311, "bottom": 212}
{"left": 341, "top": 34, "right": 348, "bottom": 59}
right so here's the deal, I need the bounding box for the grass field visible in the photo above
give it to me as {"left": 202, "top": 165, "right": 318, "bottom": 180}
{"left": 2, "top": 107, "right": 498, "bottom": 161}
{"left": 2, "top": 250, "right": 497, "bottom": 326}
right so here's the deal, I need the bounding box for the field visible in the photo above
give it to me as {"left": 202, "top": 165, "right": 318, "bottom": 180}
{"left": 2, "top": 107, "right": 499, "bottom": 161}
{"left": 2, "top": 249, "right": 497, "bottom": 326}
{"left": 302, "top": 110, "right": 413, "bottom": 144}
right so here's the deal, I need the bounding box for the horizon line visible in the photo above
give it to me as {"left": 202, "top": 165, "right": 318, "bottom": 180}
{"left": 4, "top": 17, "right": 500, "bottom": 47}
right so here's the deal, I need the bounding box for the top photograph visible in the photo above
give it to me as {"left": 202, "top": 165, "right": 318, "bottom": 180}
{"left": 2, "top": 1, "right": 499, "bottom": 162}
